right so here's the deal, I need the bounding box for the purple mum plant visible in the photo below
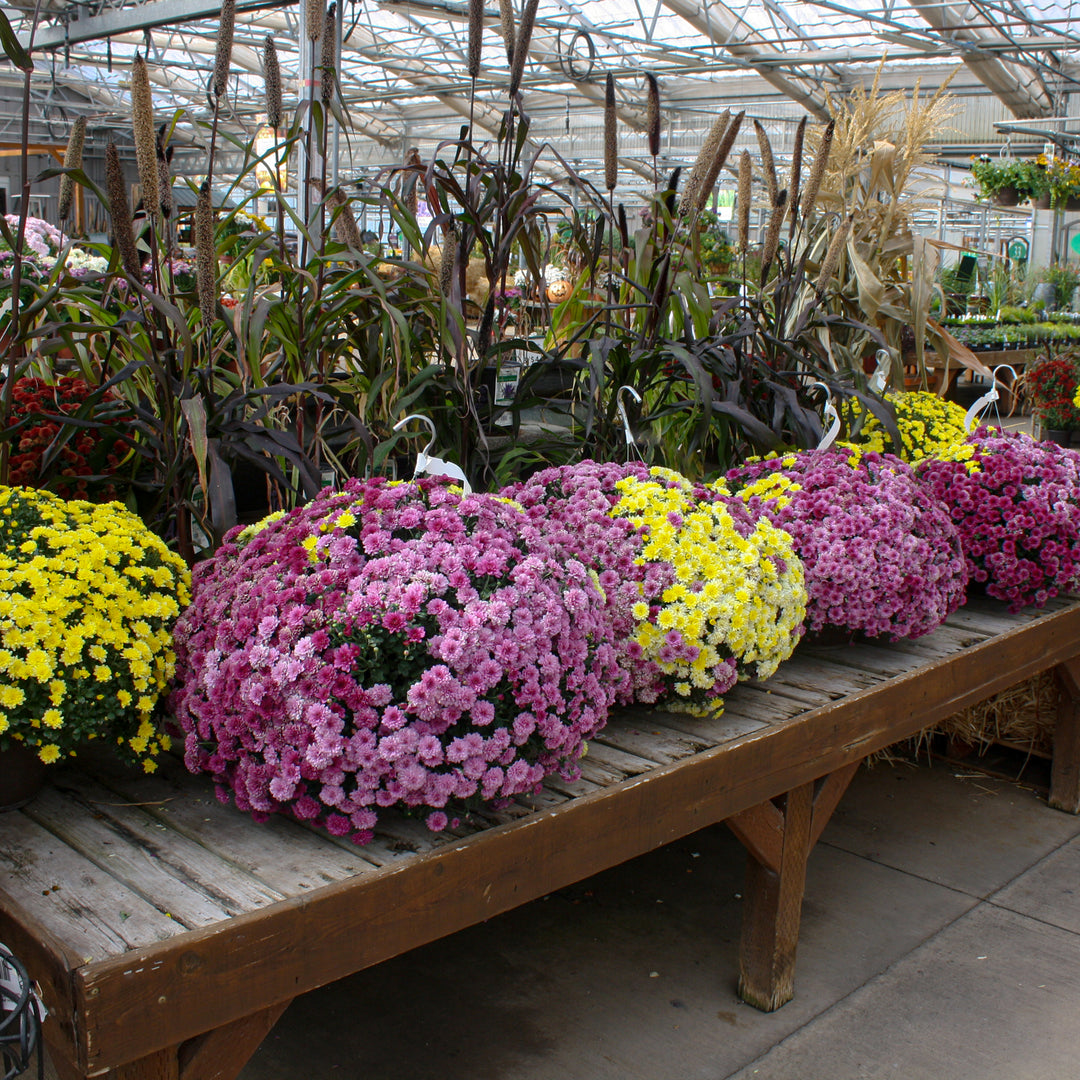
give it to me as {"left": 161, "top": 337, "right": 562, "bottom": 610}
{"left": 726, "top": 448, "right": 968, "bottom": 640}
{"left": 169, "top": 477, "right": 622, "bottom": 842}
{"left": 917, "top": 428, "right": 1080, "bottom": 611}
{"left": 504, "top": 460, "right": 664, "bottom": 703}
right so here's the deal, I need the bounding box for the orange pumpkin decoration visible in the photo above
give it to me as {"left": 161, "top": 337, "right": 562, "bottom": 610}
{"left": 546, "top": 278, "right": 573, "bottom": 303}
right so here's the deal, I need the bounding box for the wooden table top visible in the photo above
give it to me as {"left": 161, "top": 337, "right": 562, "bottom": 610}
{"left": 2, "top": 593, "right": 1077, "bottom": 1075}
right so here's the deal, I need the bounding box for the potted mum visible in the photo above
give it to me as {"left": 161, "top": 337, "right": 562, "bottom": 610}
{"left": 169, "top": 477, "right": 626, "bottom": 842}
{"left": 726, "top": 449, "right": 968, "bottom": 640}
{"left": 507, "top": 462, "right": 808, "bottom": 711}
{"left": 0, "top": 487, "right": 190, "bottom": 807}
{"left": 917, "top": 428, "right": 1080, "bottom": 609}
{"left": 1023, "top": 353, "right": 1080, "bottom": 444}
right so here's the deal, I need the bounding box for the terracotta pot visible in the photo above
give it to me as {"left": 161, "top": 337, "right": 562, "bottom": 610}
{"left": 0, "top": 742, "right": 47, "bottom": 812}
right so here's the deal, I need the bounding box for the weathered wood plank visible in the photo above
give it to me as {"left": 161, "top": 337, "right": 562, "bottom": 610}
{"left": 744, "top": 677, "right": 831, "bottom": 707}
{"left": 722, "top": 686, "right": 816, "bottom": 724}
{"left": 0, "top": 885, "right": 87, "bottom": 1072}
{"left": 801, "top": 641, "right": 925, "bottom": 677}
{"left": 177, "top": 1001, "right": 291, "bottom": 1080}
{"left": 760, "top": 656, "right": 887, "bottom": 699}
{"left": 44, "top": 774, "right": 286, "bottom": 914}
{"left": 1052, "top": 657, "right": 1080, "bottom": 813}
{"left": 0, "top": 814, "right": 184, "bottom": 959}
{"left": 592, "top": 719, "right": 711, "bottom": 764}
{"left": 90, "top": 764, "right": 380, "bottom": 892}
{"left": 22, "top": 786, "right": 238, "bottom": 930}
{"left": 642, "top": 711, "right": 765, "bottom": 746}
{"left": 582, "top": 739, "right": 660, "bottom": 775}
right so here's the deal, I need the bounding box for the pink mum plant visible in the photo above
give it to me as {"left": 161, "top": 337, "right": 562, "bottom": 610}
{"left": 169, "top": 477, "right": 622, "bottom": 842}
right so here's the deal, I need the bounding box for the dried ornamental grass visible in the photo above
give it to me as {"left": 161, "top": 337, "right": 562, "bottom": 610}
{"left": 321, "top": 3, "right": 337, "bottom": 108}
{"left": 213, "top": 0, "right": 236, "bottom": 99}
{"left": 604, "top": 74, "right": 618, "bottom": 192}
{"left": 263, "top": 37, "right": 283, "bottom": 131}
{"left": 104, "top": 142, "right": 142, "bottom": 280}
{"left": 131, "top": 55, "right": 158, "bottom": 222}
{"left": 646, "top": 73, "right": 661, "bottom": 159}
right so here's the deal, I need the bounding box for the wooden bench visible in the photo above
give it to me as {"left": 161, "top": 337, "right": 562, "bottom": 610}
{"left": 3, "top": 594, "right": 1080, "bottom": 1080}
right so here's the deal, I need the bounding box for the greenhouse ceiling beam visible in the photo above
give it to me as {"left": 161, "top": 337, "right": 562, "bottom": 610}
{"left": 905, "top": 0, "right": 1053, "bottom": 118}
{"left": 30, "top": 0, "right": 289, "bottom": 51}
{"left": 659, "top": 0, "right": 831, "bottom": 121}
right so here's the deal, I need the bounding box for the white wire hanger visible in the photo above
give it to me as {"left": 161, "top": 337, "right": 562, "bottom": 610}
{"left": 617, "top": 385, "right": 646, "bottom": 463}
{"left": 809, "top": 381, "right": 841, "bottom": 451}
{"left": 868, "top": 349, "right": 891, "bottom": 396}
{"left": 964, "top": 364, "right": 1017, "bottom": 433}
{"left": 392, "top": 414, "right": 472, "bottom": 493}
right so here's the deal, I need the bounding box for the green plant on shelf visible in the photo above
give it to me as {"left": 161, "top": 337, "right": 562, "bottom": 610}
{"left": 968, "top": 155, "right": 1049, "bottom": 203}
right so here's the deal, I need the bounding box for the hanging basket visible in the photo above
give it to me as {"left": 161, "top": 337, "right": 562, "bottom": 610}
{"left": 1034, "top": 193, "right": 1054, "bottom": 210}
{"left": 991, "top": 185, "right": 1020, "bottom": 206}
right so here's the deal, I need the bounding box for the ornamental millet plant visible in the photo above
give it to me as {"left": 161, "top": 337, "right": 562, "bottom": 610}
{"left": 0, "top": 487, "right": 190, "bottom": 766}
{"left": 169, "top": 477, "right": 624, "bottom": 842}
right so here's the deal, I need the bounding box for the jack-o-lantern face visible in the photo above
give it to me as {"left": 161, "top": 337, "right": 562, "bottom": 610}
{"left": 546, "top": 278, "right": 573, "bottom": 303}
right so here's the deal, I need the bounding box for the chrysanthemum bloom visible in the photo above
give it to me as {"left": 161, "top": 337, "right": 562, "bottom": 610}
{"left": 917, "top": 427, "right": 1080, "bottom": 611}
{"left": 728, "top": 448, "right": 967, "bottom": 639}
{"left": 169, "top": 477, "right": 623, "bottom": 841}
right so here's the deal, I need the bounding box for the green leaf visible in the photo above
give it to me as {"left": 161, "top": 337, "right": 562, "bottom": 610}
{"left": 0, "top": 10, "right": 32, "bottom": 73}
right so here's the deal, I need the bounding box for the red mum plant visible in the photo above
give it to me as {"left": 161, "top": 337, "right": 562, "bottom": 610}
{"left": 6, "top": 375, "right": 132, "bottom": 500}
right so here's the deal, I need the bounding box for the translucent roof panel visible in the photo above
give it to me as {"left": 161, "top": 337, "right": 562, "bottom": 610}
{"left": 6, "top": 0, "right": 1080, "bottom": 183}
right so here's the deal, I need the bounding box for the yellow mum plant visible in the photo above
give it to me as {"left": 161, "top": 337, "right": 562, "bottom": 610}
{"left": 610, "top": 468, "right": 807, "bottom": 712}
{"left": 842, "top": 390, "right": 975, "bottom": 465}
{"left": 0, "top": 487, "right": 190, "bottom": 768}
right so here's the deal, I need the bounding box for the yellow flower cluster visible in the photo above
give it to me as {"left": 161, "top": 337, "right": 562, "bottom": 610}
{"left": 0, "top": 487, "right": 190, "bottom": 768}
{"left": 611, "top": 468, "right": 806, "bottom": 711}
{"left": 843, "top": 391, "right": 975, "bottom": 465}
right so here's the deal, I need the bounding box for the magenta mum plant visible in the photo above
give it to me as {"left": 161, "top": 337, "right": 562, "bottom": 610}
{"left": 917, "top": 428, "right": 1080, "bottom": 611}
{"left": 168, "top": 477, "right": 622, "bottom": 842}
{"left": 504, "top": 460, "right": 665, "bottom": 703}
{"left": 726, "top": 448, "right": 968, "bottom": 640}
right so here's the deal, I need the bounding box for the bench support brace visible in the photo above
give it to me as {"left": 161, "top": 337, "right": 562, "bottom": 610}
{"left": 727, "top": 762, "right": 860, "bottom": 1012}
{"left": 1052, "top": 657, "right": 1080, "bottom": 814}
{"left": 104, "top": 1001, "right": 292, "bottom": 1080}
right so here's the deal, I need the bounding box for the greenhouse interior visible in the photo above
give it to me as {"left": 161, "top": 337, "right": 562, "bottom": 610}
{"left": 3, "top": 3, "right": 1080, "bottom": 1080}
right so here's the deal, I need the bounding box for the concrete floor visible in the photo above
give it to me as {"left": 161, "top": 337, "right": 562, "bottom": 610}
{"left": 204, "top": 757, "right": 1080, "bottom": 1080}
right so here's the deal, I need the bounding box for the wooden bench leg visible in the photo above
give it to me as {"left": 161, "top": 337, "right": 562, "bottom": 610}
{"left": 107, "top": 1002, "right": 292, "bottom": 1080}
{"left": 1052, "top": 659, "right": 1080, "bottom": 813}
{"left": 728, "top": 762, "right": 860, "bottom": 1011}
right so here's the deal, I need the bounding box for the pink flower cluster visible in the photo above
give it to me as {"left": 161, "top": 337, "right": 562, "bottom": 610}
{"left": 917, "top": 428, "right": 1080, "bottom": 611}
{"left": 168, "top": 478, "right": 622, "bottom": 842}
{"left": 504, "top": 460, "right": 665, "bottom": 702}
{"left": 728, "top": 449, "right": 968, "bottom": 639}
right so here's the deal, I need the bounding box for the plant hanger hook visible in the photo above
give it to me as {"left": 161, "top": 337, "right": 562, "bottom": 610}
{"left": 393, "top": 414, "right": 472, "bottom": 493}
